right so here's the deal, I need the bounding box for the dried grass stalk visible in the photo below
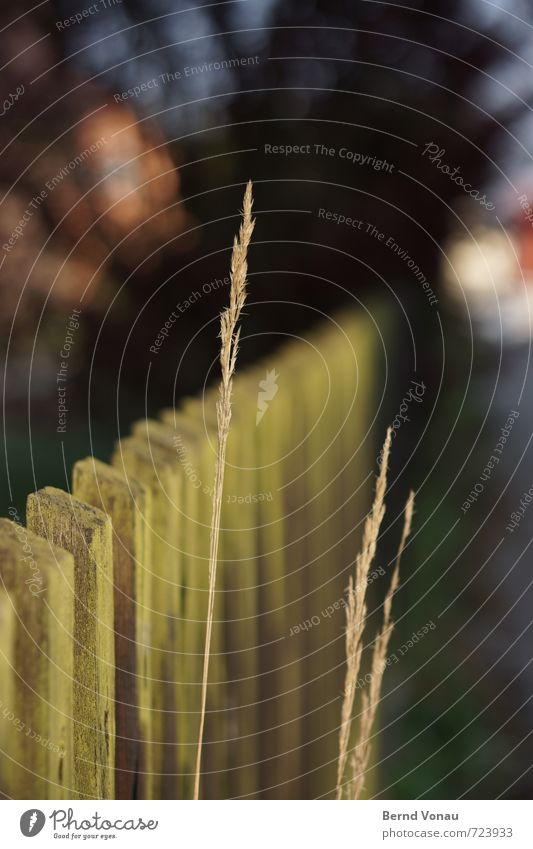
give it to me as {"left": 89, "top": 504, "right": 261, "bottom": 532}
{"left": 336, "top": 424, "right": 415, "bottom": 800}
{"left": 336, "top": 427, "right": 392, "bottom": 799}
{"left": 348, "top": 489, "right": 414, "bottom": 800}
{"left": 193, "top": 181, "right": 255, "bottom": 800}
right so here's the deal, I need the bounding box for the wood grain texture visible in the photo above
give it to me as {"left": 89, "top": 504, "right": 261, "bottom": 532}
{"left": 168, "top": 400, "right": 229, "bottom": 799}
{"left": 26, "top": 487, "right": 115, "bottom": 800}
{"left": 0, "top": 518, "right": 74, "bottom": 799}
{"left": 131, "top": 418, "right": 202, "bottom": 799}
{"left": 221, "top": 377, "right": 263, "bottom": 799}
{"left": 253, "top": 354, "right": 304, "bottom": 799}
{"left": 72, "top": 457, "right": 152, "bottom": 800}
{"left": 112, "top": 434, "right": 182, "bottom": 798}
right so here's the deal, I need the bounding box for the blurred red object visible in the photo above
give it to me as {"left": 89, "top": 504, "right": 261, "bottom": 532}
{"left": 0, "top": 8, "right": 194, "bottom": 323}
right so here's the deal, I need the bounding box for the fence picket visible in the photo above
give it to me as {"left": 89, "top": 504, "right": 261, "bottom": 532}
{"left": 0, "top": 519, "right": 74, "bottom": 799}
{"left": 72, "top": 457, "right": 152, "bottom": 799}
{"left": 112, "top": 434, "right": 182, "bottom": 798}
{"left": 26, "top": 488, "right": 115, "bottom": 800}
{"left": 169, "top": 399, "right": 225, "bottom": 798}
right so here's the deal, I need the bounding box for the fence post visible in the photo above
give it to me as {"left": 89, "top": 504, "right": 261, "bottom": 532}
{"left": 158, "top": 407, "right": 230, "bottom": 800}
{"left": 72, "top": 457, "right": 152, "bottom": 799}
{"left": 26, "top": 487, "right": 115, "bottom": 800}
{"left": 252, "top": 354, "right": 305, "bottom": 799}
{"left": 112, "top": 434, "right": 182, "bottom": 798}
{"left": 0, "top": 518, "right": 74, "bottom": 799}
{"left": 301, "top": 312, "right": 376, "bottom": 798}
{"left": 220, "top": 377, "right": 263, "bottom": 799}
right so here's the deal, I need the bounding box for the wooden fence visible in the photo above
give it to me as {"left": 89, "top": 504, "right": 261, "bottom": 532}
{"left": 0, "top": 309, "right": 378, "bottom": 799}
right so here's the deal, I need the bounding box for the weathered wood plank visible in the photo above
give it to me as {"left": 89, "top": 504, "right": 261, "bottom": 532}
{"left": 0, "top": 518, "right": 74, "bottom": 799}
{"left": 220, "top": 378, "right": 263, "bottom": 799}
{"left": 26, "top": 488, "right": 115, "bottom": 800}
{"left": 112, "top": 434, "right": 182, "bottom": 798}
{"left": 0, "top": 582, "right": 14, "bottom": 799}
{"left": 252, "top": 354, "right": 304, "bottom": 799}
{"left": 130, "top": 418, "right": 202, "bottom": 799}
{"left": 299, "top": 323, "right": 349, "bottom": 799}
{"left": 72, "top": 457, "right": 152, "bottom": 799}
{"left": 167, "top": 411, "right": 227, "bottom": 798}
{"left": 160, "top": 404, "right": 229, "bottom": 799}
{"left": 301, "top": 312, "right": 376, "bottom": 798}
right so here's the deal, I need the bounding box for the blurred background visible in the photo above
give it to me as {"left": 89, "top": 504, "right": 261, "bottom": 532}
{"left": 2, "top": 0, "right": 533, "bottom": 799}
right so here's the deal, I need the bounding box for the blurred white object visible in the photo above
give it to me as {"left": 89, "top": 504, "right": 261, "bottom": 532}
{"left": 442, "top": 225, "right": 533, "bottom": 344}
